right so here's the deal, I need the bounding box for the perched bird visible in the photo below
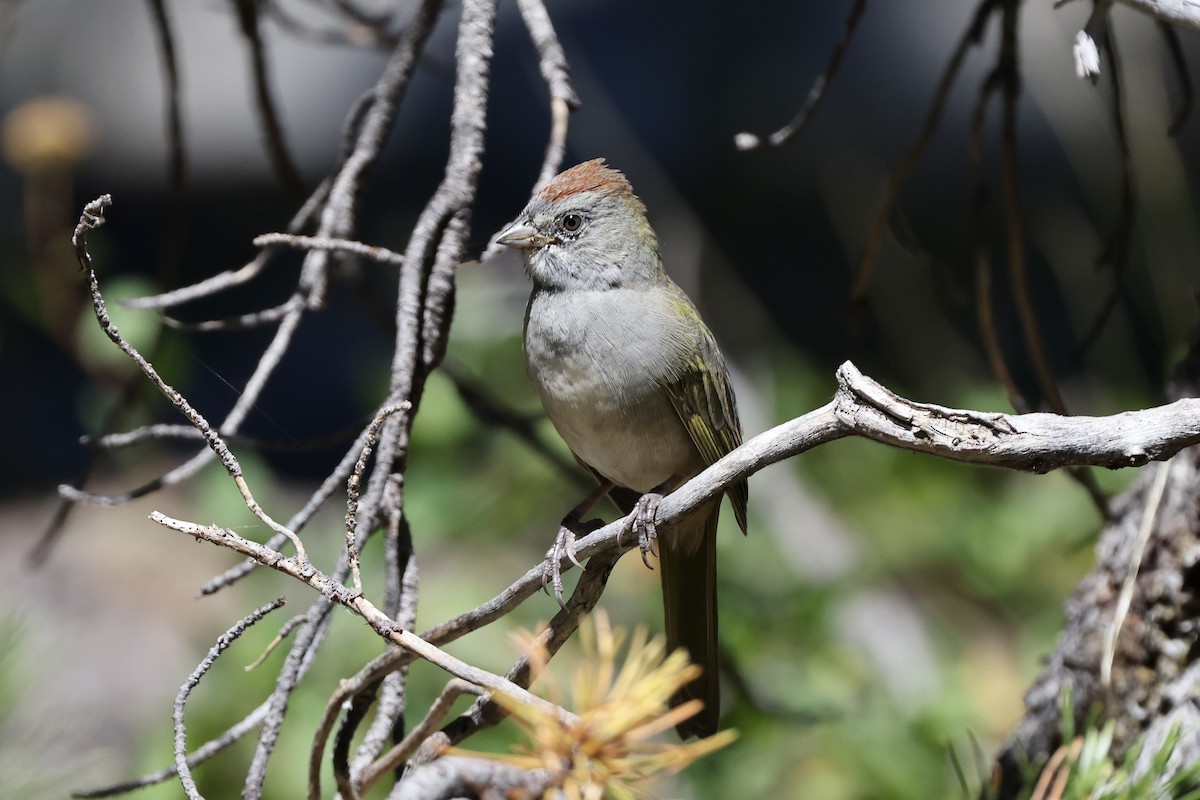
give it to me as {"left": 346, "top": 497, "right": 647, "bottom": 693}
{"left": 497, "top": 159, "right": 748, "bottom": 738}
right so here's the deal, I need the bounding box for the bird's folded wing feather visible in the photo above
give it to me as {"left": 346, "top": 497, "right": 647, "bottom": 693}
{"left": 659, "top": 310, "right": 749, "bottom": 534}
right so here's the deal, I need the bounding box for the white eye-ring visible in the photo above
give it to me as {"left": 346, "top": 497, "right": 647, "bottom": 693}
{"left": 559, "top": 212, "right": 583, "bottom": 233}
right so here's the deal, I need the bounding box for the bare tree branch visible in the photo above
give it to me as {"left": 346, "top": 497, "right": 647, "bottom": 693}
{"left": 200, "top": 419, "right": 377, "bottom": 595}
{"left": 72, "top": 700, "right": 271, "bottom": 797}
{"left": 174, "top": 598, "right": 287, "bottom": 799}
{"left": 345, "top": 402, "right": 412, "bottom": 593}
{"left": 161, "top": 296, "right": 304, "bottom": 331}
{"left": 852, "top": 0, "right": 999, "bottom": 305}
{"left": 1160, "top": 21, "right": 1194, "bottom": 134}
{"left": 231, "top": 0, "right": 307, "bottom": 201}
{"left": 517, "top": 0, "right": 578, "bottom": 188}
{"left": 121, "top": 179, "right": 329, "bottom": 312}
{"left": 243, "top": 599, "right": 334, "bottom": 798}
{"left": 349, "top": 474, "right": 416, "bottom": 779}
{"left": 355, "top": 680, "right": 483, "bottom": 796}
{"left": 970, "top": 60, "right": 1024, "bottom": 411}
{"left": 148, "top": 510, "right": 577, "bottom": 726}
{"left": 387, "top": 756, "right": 553, "bottom": 800}
{"left": 1115, "top": 0, "right": 1200, "bottom": 30}
{"left": 1076, "top": 19, "right": 1136, "bottom": 364}
{"left": 70, "top": 196, "right": 310, "bottom": 561}
{"left": 302, "top": 0, "right": 443, "bottom": 309}
{"left": 734, "top": 0, "right": 868, "bottom": 150}
{"left": 253, "top": 231, "right": 405, "bottom": 266}
{"left": 145, "top": 0, "right": 187, "bottom": 282}
{"left": 440, "top": 547, "right": 622, "bottom": 746}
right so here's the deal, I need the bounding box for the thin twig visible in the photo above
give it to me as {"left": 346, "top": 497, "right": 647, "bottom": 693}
{"left": 346, "top": 402, "right": 412, "bottom": 593}
{"left": 970, "top": 64, "right": 1027, "bottom": 410}
{"left": 518, "top": 0, "right": 578, "bottom": 187}
{"left": 997, "top": 1, "right": 1110, "bottom": 516}
{"left": 243, "top": 599, "right": 335, "bottom": 799}
{"left": 86, "top": 418, "right": 370, "bottom": 453}
{"left": 734, "top": 0, "right": 868, "bottom": 150}
{"left": 999, "top": 0, "right": 1063, "bottom": 414}
{"left": 253, "top": 231, "right": 405, "bottom": 265}
{"left": 83, "top": 423, "right": 202, "bottom": 448}
{"left": 1161, "top": 21, "right": 1194, "bottom": 135}
{"left": 332, "top": 683, "right": 379, "bottom": 800}
{"left": 58, "top": 447, "right": 212, "bottom": 506}
{"left": 440, "top": 547, "right": 622, "bottom": 745}
{"left": 302, "top": 0, "right": 444, "bottom": 309}
{"left": 174, "top": 598, "right": 287, "bottom": 800}
{"left": 851, "top": 0, "right": 999, "bottom": 304}
{"left": 232, "top": 0, "right": 307, "bottom": 201}
{"left": 200, "top": 420, "right": 380, "bottom": 595}
{"left": 120, "top": 179, "right": 329, "bottom": 312}
{"left": 441, "top": 361, "right": 590, "bottom": 489}
{"left": 478, "top": 0, "right": 574, "bottom": 261}
{"left": 150, "top": 511, "right": 576, "bottom": 725}
{"left": 356, "top": 680, "right": 482, "bottom": 794}
{"left": 518, "top": 0, "right": 578, "bottom": 108}
{"left": 72, "top": 196, "right": 310, "bottom": 561}
{"left": 244, "top": 613, "right": 310, "bottom": 672}
{"left": 1100, "top": 456, "right": 1174, "bottom": 688}
{"left": 121, "top": 251, "right": 273, "bottom": 311}
{"left": 73, "top": 700, "right": 272, "bottom": 797}
{"left": 1076, "top": 22, "right": 1136, "bottom": 359}
{"left": 145, "top": 0, "right": 187, "bottom": 285}
{"left": 348, "top": 474, "right": 416, "bottom": 778}
{"left": 161, "top": 296, "right": 303, "bottom": 331}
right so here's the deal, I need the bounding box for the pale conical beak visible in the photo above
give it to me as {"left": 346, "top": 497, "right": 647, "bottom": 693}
{"left": 496, "top": 223, "right": 552, "bottom": 250}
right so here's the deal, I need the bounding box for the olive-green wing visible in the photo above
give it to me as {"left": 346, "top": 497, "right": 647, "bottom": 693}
{"left": 660, "top": 318, "right": 749, "bottom": 534}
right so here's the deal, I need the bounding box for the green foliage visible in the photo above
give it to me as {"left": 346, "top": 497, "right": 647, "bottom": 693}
{"left": 1040, "top": 717, "right": 1200, "bottom": 800}
{"left": 951, "top": 689, "right": 1200, "bottom": 800}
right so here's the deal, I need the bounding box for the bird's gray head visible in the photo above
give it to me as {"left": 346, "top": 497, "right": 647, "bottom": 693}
{"left": 497, "top": 159, "right": 663, "bottom": 291}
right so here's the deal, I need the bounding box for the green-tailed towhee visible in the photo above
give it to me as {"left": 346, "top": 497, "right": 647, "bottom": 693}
{"left": 497, "top": 159, "right": 748, "bottom": 739}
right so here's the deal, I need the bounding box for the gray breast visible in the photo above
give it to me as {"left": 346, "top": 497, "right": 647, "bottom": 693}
{"left": 523, "top": 288, "right": 702, "bottom": 492}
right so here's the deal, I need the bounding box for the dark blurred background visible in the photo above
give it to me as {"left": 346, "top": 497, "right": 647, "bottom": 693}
{"left": 1, "top": 0, "right": 1198, "bottom": 797}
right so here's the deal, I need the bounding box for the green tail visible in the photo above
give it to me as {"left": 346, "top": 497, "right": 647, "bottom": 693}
{"left": 659, "top": 501, "right": 720, "bottom": 739}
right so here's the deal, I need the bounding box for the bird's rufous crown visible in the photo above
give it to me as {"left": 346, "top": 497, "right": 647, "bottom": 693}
{"left": 536, "top": 159, "right": 646, "bottom": 215}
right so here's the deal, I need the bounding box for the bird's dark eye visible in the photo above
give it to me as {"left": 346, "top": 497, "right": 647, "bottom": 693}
{"left": 559, "top": 213, "right": 583, "bottom": 233}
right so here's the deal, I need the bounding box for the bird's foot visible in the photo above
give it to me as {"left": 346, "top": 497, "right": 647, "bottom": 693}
{"left": 543, "top": 516, "right": 603, "bottom": 608}
{"left": 624, "top": 493, "right": 663, "bottom": 569}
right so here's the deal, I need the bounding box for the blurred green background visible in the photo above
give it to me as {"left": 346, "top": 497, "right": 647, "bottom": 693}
{"left": 1, "top": 0, "right": 1196, "bottom": 797}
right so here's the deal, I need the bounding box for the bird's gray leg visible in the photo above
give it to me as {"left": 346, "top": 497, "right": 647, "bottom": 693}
{"left": 545, "top": 479, "right": 614, "bottom": 606}
{"left": 626, "top": 476, "right": 683, "bottom": 569}
{"left": 562, "top": 479, "right": 613, "bottom": 528}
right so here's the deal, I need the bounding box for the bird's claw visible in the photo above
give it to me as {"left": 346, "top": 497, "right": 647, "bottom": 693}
{"left": 624, "top": 493, "right": 662, "bottom": 570}
{"left": 542, "top": 517, "right": 602, "bottom": 608}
